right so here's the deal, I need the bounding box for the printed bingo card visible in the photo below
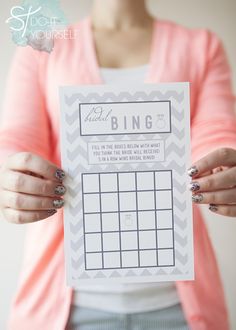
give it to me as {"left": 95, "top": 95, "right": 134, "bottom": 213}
{"left": 59, "top": 83, "right": 194, "bottom": 286}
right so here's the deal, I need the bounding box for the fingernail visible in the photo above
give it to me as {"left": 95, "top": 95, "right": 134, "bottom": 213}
{"left": 53, "top": 199, "right": 65, "bottom": 208}
{"left": 192, "top": 194, "right": 203, "bottom": 203}
{"left": 187, "top": 166, "right": 199, "bottom": 177}
{"left": 55, "top": 169, "right": 66, "bottom": 181}
{"left": 189, "top": 182, "right": 200, "bottom": 192}
{"left": 209, "top": 204, "right": 218, "bottom": 212}
{"left": 48, "top": 209, "right": 57, "bottom": 216}
{"left": 55, "top": 185, "right": 66, "bottom": 196}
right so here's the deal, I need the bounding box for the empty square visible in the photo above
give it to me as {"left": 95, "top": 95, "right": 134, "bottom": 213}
{"left": 83, "top": 193, "right": 100, "bottom": 213}
{"left": 100, "top": 173, "right": 117, "bottom": 192}
{"left": 83, "top": 174, "right": 99, "bottom": 193}
{"left": 86, "top": 253, "right": 102, "bottom": 270}
{"left": 121, "top": 231, "right": 138, "bottom": 250}
{"left": 119, "top": 192, "right": 136, "bottom": 211}
{"left": 140, "top": 250, "right": 157, "bottom": 267}
{"left": 155, "top": 191, "right": 172, "bottom": 209}
{"left": 120, "top": 212, "right": 137, "bottom": 230}
{"left": 122, "top": 251, "right": 139, "bottom": 267}
{"left": 118, "top": 172, "right": 135, "bottom": 191}
{"left": 85, "top": 233, "right": 101, "bottom": 252}
{"left": 103, "top": 232, "right": 120, "bottom": 251}
{"left": 138, "top": 211, "right": 156, "bottom": 230}
{"left": 101, "top": 193, "right": 118, "bottom": 212}
{"left": 102, "top": 213, "right": 119, "bottom": 231}
{"left": 157, "top": 230, "right": 173, "bottom": 248}
{"left": 137, "top": 172, "right": 154, "bottom": 190}
{"left": 139, "top": 230, "right": 156, "bottom": 249}
{"left": 155, "top": 171, "right": 172, "bottom": 190}
{"left": 158, "top": 249, "right": 174, "bottom": 266}
{"left": 104, "top": 252, "right": 121, "bottom": 268}
{"left": 157, "top": 210, "right": 173, "bottom": 229}
{"left": 84, "top": 213, "right": 101, "bottom": 232}
{"left": 137, "top": 191, "right": 155, "bottom": 210}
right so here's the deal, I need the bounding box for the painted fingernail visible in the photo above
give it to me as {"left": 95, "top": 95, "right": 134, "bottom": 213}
{"left": 48, "top": 209, "right": 57, "bottom": 216}
{"left": 53, "top": 199, "right": 65, "bottom": 209}
{"left": 189, "top": 182, "right": 200, "bottom": 192}
{"left": 209, "top": 204, "right": 218, "bottom": 212}
{"left": 192, "top": 194, "right": 203, "bottom": 203}
{"left": 55, "top": 169, "right": 66, "bottom": 181}
{"left": 55, "top": 185, "right": 66, "bottom": 196}
{"left": 187, "top": 166, "right": 199, "bottom": 177}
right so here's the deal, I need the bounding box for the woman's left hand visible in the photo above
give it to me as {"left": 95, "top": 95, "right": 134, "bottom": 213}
{"left": 188, "top": 147, "right": 236, "bottom": 217}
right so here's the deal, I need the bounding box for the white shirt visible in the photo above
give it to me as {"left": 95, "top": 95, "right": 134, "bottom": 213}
{"left": 73, "top": 65, "right": 180, "bottom": 313}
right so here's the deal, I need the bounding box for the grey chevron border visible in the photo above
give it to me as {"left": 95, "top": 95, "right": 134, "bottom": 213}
{"left": 65, "top": 91, "right": 184, "bottom": 106}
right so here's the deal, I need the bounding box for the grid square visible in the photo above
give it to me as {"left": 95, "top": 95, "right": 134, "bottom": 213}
{"left": 118, "top": 172, "right": 135, "bottom": 191}
{"left": 136, "top": 172, "right": 154, "bottom": 190}
{"left": 121, "top": 231, "right": 138, "bottom": 250}
{"left": 84, "top": 213, "right": 101, "bottom": 233}
{"left": 157, "top": 230, "right": 173, "bottom": 248}
{"left": 86, "top": 253, "right": 103, "bottom": 270}
{"left": 155, "top": 171, "right": 172, "bottom": 190}
{"left": 140, "top": 250, "right": 157, "bottom": 267}
{"left": 120, "top": 212, "right": 137, "bottom": 230}
{"left": 157, "top": 210, "right": 173, "bottom": 229}
{"left": 101, "top": 193, "right": 118, "bottom": 212}
{"left": 100, "top": 173, "right": 117, "bottom": 192}
{"left": 158, "top": 249, "right": 174, "bottom": 266}
{"left": 103, "top": 232, "right": 120, "bottom": 251}
{"left": 83, "top": 193, "right": 100, "bottom": 213}
{"left": 122, "top": 251, "right": 139, "bottom": 267}
{"left": 155, "top": 191, "right": 172, "bottom": 209}
{"left": 119, "top": 192, "right": 136, "bottom": 211}
{"left": 137, "top": 191, "right": 155, "bottom": 210}
{"left": 104, "top": 252, "right": 121, "bottom": 268}
{"left": 83, "top": 174, "right": 99, "bottom": 193}
{"left": 138, "top": 211, "right": 156, "bottom": 230}
{"left": 85, "top": 233, "right": 101, "bottom": 252}
{"left": 102, "top": 213, "right": 119, "bottom": 231}
{"left": 139, "top": 230, "right": 156, "bottom": 249}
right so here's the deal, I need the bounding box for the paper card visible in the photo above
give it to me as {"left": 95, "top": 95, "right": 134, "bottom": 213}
{"left": 59, "top": 83, "right": 194, "bottom": 286}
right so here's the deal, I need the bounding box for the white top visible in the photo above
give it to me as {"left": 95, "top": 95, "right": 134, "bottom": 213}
{"left": 73, "top": 64, "right": 180, "bottom": 313}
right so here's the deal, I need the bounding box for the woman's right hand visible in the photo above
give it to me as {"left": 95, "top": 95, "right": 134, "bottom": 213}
{"left": 0, "top": 152, "right": 66, "bottom": 224}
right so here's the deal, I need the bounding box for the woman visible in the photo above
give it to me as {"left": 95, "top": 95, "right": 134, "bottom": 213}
{"left": 1, "top": 0, "right": 236, "bottom": 329}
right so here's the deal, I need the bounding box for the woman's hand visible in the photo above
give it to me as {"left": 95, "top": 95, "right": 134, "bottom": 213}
{"left": 188, "top": 147, "right": 236, "bottom": 217}
{"left": 0, "top": 152, "right": 66, "bottom": 224}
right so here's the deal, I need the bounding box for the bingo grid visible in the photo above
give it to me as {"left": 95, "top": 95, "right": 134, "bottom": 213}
{"left": 82, "top": 170, "right": 175, "bottom": 270}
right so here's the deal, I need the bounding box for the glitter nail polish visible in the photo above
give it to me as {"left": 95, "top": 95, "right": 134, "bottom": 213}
{"left": 189, "top": 182, "right": 200, "bottom": 192}
{"left": 192, "top": 194, "right": 203, "bottom": 203}
{"left": 187, "top": 166, "right": 199, "bottom": 177}
{"left": 209, "top": 204, "right": 218, "bottom": 212}
{"left": 48, "top": 209, "right": 57, "bottom": 216}
{"left": 53, "top": 199, "right": 65, "bottom": 209}
{"left": 55, "top": 185, "right": 66, "bottom": 196}
{"left": 55, "top": 169, "right": 66, "bottom": 181}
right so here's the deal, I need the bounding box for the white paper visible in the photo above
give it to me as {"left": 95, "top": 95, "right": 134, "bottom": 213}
{"left": 59, "top": 83, "right": 194, "bottom": 287}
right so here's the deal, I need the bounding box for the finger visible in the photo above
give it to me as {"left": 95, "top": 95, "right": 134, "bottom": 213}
{"left": 0, "top": 190, "right": 65, "bottom": 210}
{"left": 188, "top": 148, "right": 236, "bottom": 178}
{"left": 208, "top": 204, "right": 236, "bottom": 218}
{"left": 189, "top": 166, "right": 236, "bottom": 193}
{"left": 191, "top": 187, "right": 236, "bottom": 205}
{"left": 5, "top": 152, "right": 65, "bottom": 182}
{"left": 0, "top": 170, "right": 66, "bottom": 197}
{"left": 2, "top": 208, "right": 58, "bottom": 224}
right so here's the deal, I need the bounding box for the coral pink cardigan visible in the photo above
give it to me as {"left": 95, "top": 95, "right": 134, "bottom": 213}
{"left": 1, "top": 17, "right": 236, "bottom": 330}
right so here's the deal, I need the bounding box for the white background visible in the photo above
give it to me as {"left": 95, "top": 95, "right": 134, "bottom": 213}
{"left": 0, "top": 0, "right": 235, "bottom": 329}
